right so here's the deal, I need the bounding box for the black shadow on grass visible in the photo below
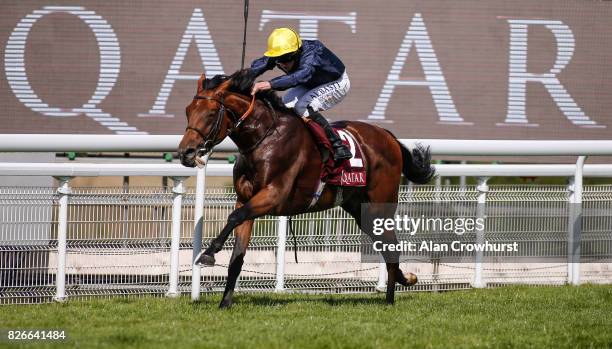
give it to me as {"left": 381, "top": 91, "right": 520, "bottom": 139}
{"left": 192, "top": 292, "right": 417, "bottom": 308}
{"left": 245, "top": 294, "right": 391, "bottom": 307}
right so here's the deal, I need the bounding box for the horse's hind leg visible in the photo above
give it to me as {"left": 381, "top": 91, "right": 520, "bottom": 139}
{"left": 342, "top": 198, "right": 406, "bottom": 304}
{"left": 219, "top": 218, "right": 253, "bottom": 309}
{"left": 376, "top": 216, "right": 418, "bottom": 300}
{"left": 377, "top": 229, "right": 405, "bottom": 304}
{"left": 342, "top": 194, "right": 417, "bottom": 304}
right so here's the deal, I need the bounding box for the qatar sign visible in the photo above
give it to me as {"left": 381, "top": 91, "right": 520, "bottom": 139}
{"left": 1, "top": 1, "right": 611, "bottom": 139}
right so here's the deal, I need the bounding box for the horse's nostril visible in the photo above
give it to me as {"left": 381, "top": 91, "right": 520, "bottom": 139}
{"left": 179, "top": 148, "right": 197, "bottom": 167}
{"left": 183, "top": 148, "right": 196, "bottom": 158}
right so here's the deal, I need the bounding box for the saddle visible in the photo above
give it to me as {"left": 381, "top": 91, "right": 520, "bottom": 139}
{"left": 303, "top": 119, "right": 366, "bottom": 187}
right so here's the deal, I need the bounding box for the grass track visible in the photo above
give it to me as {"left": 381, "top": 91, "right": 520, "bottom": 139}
{"left": 0, "top": 285, "right": 610, "bottom": 349}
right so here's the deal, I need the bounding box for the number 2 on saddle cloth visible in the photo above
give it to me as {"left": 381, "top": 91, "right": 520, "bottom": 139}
{"left": 303, "top": 120, "right": 366, "bottom": 187}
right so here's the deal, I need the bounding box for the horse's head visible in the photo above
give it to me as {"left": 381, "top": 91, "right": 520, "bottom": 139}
{"left": 178, "top": 69, "right": 288, "bottom": 167}
{"left": 178, "top": 73, "right": 237, "bottom": 167}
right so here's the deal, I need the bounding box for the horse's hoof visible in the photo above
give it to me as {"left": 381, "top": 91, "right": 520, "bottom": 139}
{"left": 403, "top": 272, "right": 418, "bottom": 286}
{"left": 219, "top": 299, "right": 232, "bottom": 309}
{"left": 195, "top": 252, "right": 215, "bottom": 266}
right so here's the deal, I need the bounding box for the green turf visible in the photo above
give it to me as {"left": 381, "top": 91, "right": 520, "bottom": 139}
{"left": 0, "top": 285, "right": 610, "bottom": 349}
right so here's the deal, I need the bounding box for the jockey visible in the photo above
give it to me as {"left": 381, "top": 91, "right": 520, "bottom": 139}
{"left": 250, "top": 27, "right": 352, "bottom": 162}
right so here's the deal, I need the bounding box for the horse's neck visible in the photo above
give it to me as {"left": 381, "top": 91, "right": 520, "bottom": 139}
{"left": 228, "top": 95, "right": 282, "bottom": 152}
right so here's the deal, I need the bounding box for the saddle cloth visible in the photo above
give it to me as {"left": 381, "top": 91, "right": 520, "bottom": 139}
{"left": 304, "top": 120, "right": 366, "bottom": 187}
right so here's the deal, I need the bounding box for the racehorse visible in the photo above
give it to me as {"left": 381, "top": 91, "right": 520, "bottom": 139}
{"left": 178, "top": 69, "right": 435, "bottom": 308}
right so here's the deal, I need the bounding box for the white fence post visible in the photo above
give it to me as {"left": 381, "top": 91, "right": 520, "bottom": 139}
{"left": 472, "top": 176, "right": 489, "bottom": 288}
{"left": 434, "top": 166, "right": 442, "bottom": 203}
{"left": 167, "top": 176, "right": 187, "bottom": 298}
{"left": 566, "top": 177, "right": 575, "bottom": 284}
{"left": 275, "top": 216, "right": 288, "bottom": 292}
{"left": 459, "top": 160, "right": 467, "bottom": 190}
{"left": 376, "top": 257, "right": 387, "bottom": 292}
{"left": 567, "top": 156, "right": 586, "bottom": 285}
{"left": 53, "top": 176, "right": 72, "bottom": 302}
{"left": 191, "top": 161, "right": 207, "bottom": 301}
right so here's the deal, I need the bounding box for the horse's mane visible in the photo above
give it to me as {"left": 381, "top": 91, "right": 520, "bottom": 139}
{"left": 203, "top": 69, "right": 291, "bottom": 113}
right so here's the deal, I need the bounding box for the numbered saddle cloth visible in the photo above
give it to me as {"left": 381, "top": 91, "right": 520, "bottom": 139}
{"left": 304, "top": 120, "right": 367, "bottom": 187}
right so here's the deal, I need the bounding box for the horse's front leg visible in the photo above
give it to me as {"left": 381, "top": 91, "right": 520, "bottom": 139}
{"left": 195, "top": 187, "right": 284, "bottom": 266}
{"left": 219, "top": 216, "right": 253, "bottom": 309}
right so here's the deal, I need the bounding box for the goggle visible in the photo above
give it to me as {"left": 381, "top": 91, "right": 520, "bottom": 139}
{"left": 276, "top": 53, "right": 296, "bottom": 64}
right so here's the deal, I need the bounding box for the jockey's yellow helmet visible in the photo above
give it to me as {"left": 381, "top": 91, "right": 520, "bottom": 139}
{"left": 264, "top": 28, "right": 302, "bottom": 57}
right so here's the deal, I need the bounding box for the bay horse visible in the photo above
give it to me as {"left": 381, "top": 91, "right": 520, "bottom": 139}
{"left": 178, "top": 69, "right": 435, "bottom": 308}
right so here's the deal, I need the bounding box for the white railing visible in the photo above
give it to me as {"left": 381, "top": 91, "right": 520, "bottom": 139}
{"left": 1, "top": 135, "right": 612, "bottom": 303}
{"left": 3, "top": 134, "right": 612, "bottom": 155}
{"left": 3, "top": 162, "right": 612, "bottom": 177}
{"left": 0, "top": 134, "right": 234, "bottom": 153}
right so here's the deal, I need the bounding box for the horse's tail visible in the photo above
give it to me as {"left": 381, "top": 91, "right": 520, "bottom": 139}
{"left": 385, "top": 130, "right": 436, "bottom": 184}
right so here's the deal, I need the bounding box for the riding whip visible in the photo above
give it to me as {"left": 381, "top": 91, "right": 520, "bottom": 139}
{"left": 240, "top": 0, "right": 249, "bottom": 69}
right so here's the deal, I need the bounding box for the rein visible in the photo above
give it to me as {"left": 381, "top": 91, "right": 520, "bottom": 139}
{"left": 188, "top": 93, "right": 276, "bottom": 156}
{"left": 233, "top": 94, "right": 256, "bottom": 130}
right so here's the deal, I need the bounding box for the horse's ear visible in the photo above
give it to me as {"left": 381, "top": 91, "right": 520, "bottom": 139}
{"left": 197, "top": 74, "right": 206, "bottom": 93}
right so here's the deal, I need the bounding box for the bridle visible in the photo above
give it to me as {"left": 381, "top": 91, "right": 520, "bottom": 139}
{"left": 186, "top": 92, "right": 277, "bottom": 156}
{"left": 186, "top": 94, "right": 236, "bottom": 155}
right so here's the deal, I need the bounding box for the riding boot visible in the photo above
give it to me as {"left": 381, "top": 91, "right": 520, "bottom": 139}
{"left": 307, "top": 107, "right": 352, "bottom": 162}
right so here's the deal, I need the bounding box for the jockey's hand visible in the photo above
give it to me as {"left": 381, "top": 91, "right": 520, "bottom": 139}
{"left": 251, "top": 81, "right": 272, "bottom": 95}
